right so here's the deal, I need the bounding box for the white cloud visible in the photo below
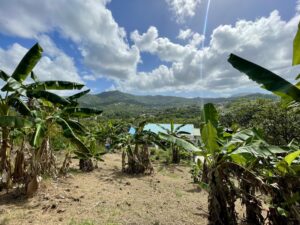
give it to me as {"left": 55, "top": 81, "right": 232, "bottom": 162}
{"left": 131, "top": 26, "right": 196, "bottom": 63}
{"left": 189, "top": 33, "right": 205, "bottom": 46}
{"left": 0, "top": 1, "right": 299, "bottom": 97}
{"left": 83, "top": 75, "right": 96, "bottom": 81}
{"left": 124, "top": 11, "right": 300, "bottom": 96}
{"left": 178, "top": 29, "right": 194, "bottom": 40}
{"left": 166, "top": 0, "right": 201, "bottom": 23}
{"left": 0, "top": 0, "right": 139, "bottom": 80}
{"left": 0, "top": 40, "right": 83, "bottom": 84}
{"left": 297, "top": 0, "right": 300, "bottom": 13}
{"left": 178, "top": 29, "right": 204, "bottom": 46}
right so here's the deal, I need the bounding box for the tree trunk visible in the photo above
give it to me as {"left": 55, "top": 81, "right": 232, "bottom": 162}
{"left": 201, "top": 159, "right": 209, "bottom": 183}
{"left": 59, "top": 152, "right": 71, "bottom": 175}
{"left": 0, "top": 127, "right": 12, "bottom": 189}
{"left": 37, "top": 137, "right": 56, "bottom": 175}
{"left": 79, "top": 159, "right": 94, "bottom": 172}
{"left": 240, "top": 179, "right": 264, "bottom": 225}
{"left": 12, "top": 150, "right": 25, "bottom": 184}
{"left": 172, "top": 146, "right": 181, "bottom": 164}
{"left": 208, "top": 167, "right": 237, "bottom": 225}
{"left": 141, "top": 144, "right": 154, "bottom": 174}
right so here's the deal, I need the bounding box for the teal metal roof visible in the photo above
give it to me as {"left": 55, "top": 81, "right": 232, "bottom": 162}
{"left": 129, "top": 123, "right": 194, "bottom": 135}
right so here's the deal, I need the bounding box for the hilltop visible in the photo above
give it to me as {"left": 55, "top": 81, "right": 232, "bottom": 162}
{"left": 78, "top": 90, "right": 277, "bottom": 119}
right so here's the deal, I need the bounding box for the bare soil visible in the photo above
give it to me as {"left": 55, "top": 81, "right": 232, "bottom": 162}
{"left": 0, "top": 153, "right": 209, "bottom": 225}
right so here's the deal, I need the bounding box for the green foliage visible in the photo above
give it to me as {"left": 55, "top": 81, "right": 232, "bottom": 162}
{"left": 26, "top": 80, "right": 84, "bottom": 91}
{"left": 293, "top": 22, "right": 300, "bottom": 65}
{"left": 10, "top": 43, "right": 42, "bottom": 83}
{"left": 220, "top": 99, "right": 300, "bottom": 145}
{"left": 228, "top": 54, "right": 300, "bottom": 102}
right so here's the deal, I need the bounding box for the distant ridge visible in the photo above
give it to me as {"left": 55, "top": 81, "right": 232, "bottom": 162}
{"left": 78, "top": 90, "right": 277, "bottom": 118}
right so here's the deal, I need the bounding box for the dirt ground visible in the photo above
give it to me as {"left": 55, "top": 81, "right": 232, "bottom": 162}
{"left": 0, "top": 153, "right": 209, "bottom": 225}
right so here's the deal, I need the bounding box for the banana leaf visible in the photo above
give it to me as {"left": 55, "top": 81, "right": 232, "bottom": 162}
{"left": 201, "top": 121, "right": 219, "bottom": 154}
{"left": 27, "top": 90, "right": 70, "bottom": 105}
{"left": 159, "top": 132, "right": 200, "bottom": 152}
{"left": 293, "top": 22, "right": 300, "bottom": 66}
{"left": 201, "top": 103, "right": 218, "bottom": 127}
{"left": 8, "top": 97, "right": 32, "bottom": 116}
{"left": 63, "top": 107, "right": 102, "bottom": 117}
{"left": 67, "top": 89, "right": 90, "bottom": 101}
{"left": 0, "top": 116, "right": 32, "bottom": 128}
{"left": 0, "top": 70, "right": 10, "bottom": 81}
{"left": 12, "top": 43, "right": 43, "bottom": 82}
{"left": 228, "top": 54, "right": 300, "bottom": 102}
{"left": 55, "top": 117, "right": 90, "bottom": 157}
{"left": 31, "top": 122, "right": 45, "bottom": 147}
{"left": 26, "top": 80, "right": 84, "bottom": 91}
{"left": 1, "top": 77, "right": 26, "bottom": 94}
{"left": 65, "top": 119, "right": 87, "bottom": 134}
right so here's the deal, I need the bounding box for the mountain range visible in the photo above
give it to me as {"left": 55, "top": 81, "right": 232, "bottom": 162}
{"left": 78, "top": 91, "right": 277, "bottom": 119}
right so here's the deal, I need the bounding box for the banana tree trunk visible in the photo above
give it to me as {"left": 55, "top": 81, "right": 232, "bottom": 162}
{"left": 79, "top": 159, "right": 94, "bottom": 172}
{"left": 172, "top": 145, "right": 181, "bottom": 164}
{"left": 201, "top": 159, "right": 209, "bottom": 183}
{"left": 208, "top": 167, "right": 237, "bottom": 225}
{"left": 240, "top": 179, "right": 264, "bottom": 224}
{"left": 0, "top": 127, "right": 12, "bottom": 189}
{"left": 37, "top": 137, "right": 56, "bottom": 175}
{"left": 141, "top": 144, "right": 154, "bottom": 174}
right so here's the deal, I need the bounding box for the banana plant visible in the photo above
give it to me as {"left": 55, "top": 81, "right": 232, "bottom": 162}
{"left": 29, "top": 87, "right": 102, "bottom": 172}
{"left": 0, "top": 43, "right": 43, "bottom": 189}
{"left": 115, "top": 121, "right": 163, "bottom": 174}
{"left": 156, "top": 121, "right": 190, "bottom": 163}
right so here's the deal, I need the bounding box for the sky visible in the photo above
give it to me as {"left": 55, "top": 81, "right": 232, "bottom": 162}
{"left": 0, "top": 0, "right": 299, "bottom": 97}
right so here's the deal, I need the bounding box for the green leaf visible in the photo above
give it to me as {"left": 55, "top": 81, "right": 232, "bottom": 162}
{"left": 277, "top": 207, "right": 288, "bottom": 217}
{"left": 67, "top": 89, "right": 90, "bottom": 101}
{"left": 65, "top": 119, "right": 87, "bottom": 134}
{"left": 31, "top": 122, "right": 44, "bottom": 147}
{"left": 201, "top": 103, "right": 218, "bottom": 127}
{"left": 26, "top": 80, "right": 84, "bottom": 91}
{"left": 55, "top": 117, "right": 91, "bottom": 158}
{"left": 0, "top": 70, "right": 10, "bottom": 81}
{"left": 0, "top": 116, "right": 32, "bottom": 128}
{"left": 8, "top": 43, "right": 42, "bottom": 84}
{"left": 63, "top": 107, "right": 102, "bottom": 118}
{"left": 30, "top": 71, "right": 38, "bottom": 82}
{"left": 284, "top": 150, "right": 300, "bottom": 166}
{"left": 1, "top": 77, "right": 26, "bottom": 94}
{"left": 158, "top": 132, "right": 200, "bottom": 152}
{"left": 27, "top": 90, "right": 70, "bottom": 105}
{"left": 293, "top": 22, "right": 300, "bottom": 66}
{"left": 228, "top": 54, "right": 300, "bottom": 102}
{"left": 8, "top": 97, "right": 31, "bottom": 116}
{"left": 201, "top": 121, "right": 219, "bottom": 153}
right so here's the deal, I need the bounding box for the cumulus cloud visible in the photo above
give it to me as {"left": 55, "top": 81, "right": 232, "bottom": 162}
{"left": 124, "top": 11, "right": 300, "bottom": 95}
{"left": 0, "top": 38, "right": 83, "bottom": 83}
{"left": 178, "top": 29, "right": 204, "bottom": 46}
{"left": 131, "top": 26, "right": 196, "bottom": 62}
{"left": 178, "top": 29, "right": 194, "bottom": 40}
{"left": 166, "top": 0, "right": 202, "bottom": 23}
{"left": 0, "top": 0, "right": 299, "bottom": 97}
{"left": 0, "top": 0, "right": 139, "bottom": 80}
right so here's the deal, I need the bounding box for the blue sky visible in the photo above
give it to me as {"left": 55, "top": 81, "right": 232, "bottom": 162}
{"left": 0, "top": 0, "right": 299, "bottom": 97}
